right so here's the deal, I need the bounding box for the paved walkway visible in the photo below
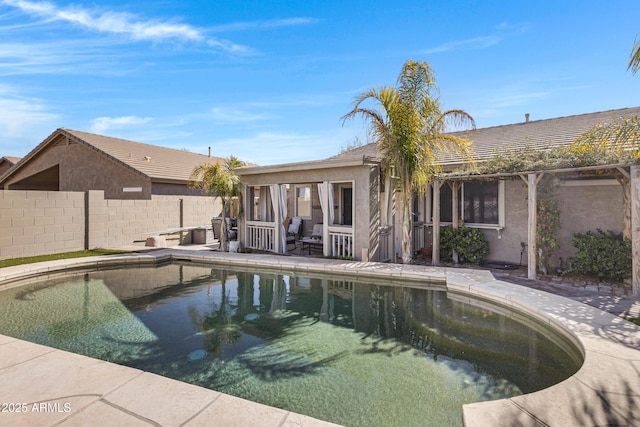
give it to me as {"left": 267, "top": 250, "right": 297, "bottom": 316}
{"left": 490, "top": 267, "right": 640, "bottom": 320}
{"left": 411, "top": 253, "right": 640, "bottom": 320}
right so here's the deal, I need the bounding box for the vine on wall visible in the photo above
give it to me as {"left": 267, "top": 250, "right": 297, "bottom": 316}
{"left": 535, "top": 175, "right": 561, "bottom": 275}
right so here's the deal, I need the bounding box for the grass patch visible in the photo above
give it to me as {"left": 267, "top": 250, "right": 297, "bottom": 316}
{"left": 628, "top": 317, "right": 640, "bottom": 326}
{"left": 0, "top": 249, "right": 134, "bottom": 268}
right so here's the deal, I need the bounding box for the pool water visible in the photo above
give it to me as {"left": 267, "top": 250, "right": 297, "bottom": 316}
{"left": 0, "top": 263, "right": 582, "bottom": 427}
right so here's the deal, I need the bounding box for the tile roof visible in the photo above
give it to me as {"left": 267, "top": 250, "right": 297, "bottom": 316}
{"left": 62, "top": 129, "right": 227, "bottom": 182}
{"left": 1, "top": 156, "right": 21, "bottom": 165}
{"left": 2, "top": 128, "right": 229, "bottom": 184}
{"left": 331, "top": 106, "right": 640, "bottom": 167}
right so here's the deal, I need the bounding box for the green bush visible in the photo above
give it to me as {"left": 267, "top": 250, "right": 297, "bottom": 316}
{"left": 439, "top": 225, "right": 456, "bottom": 262}
{"left": 567, "top": 229, "right": 631, "bottom": 280}
{"left": 439, "top": 225, "right": 489, "bottom": 265}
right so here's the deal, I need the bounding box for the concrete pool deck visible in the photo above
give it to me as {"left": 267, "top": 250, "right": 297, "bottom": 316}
{"left": 0, "top": 249, "right": 638, "bottom": 427}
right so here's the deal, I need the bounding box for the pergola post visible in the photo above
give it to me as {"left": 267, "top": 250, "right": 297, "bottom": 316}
{"left": 631, "top": 166, "right": 640, "bottom": 296}
{"left": 272, "top": 185, "right": 281, "bottom": 254}
{"left": 451, "top": 181, "right": 459, "bottom": 264}
{"left": 432, "top": 179, "right": 441, "bottom": 266}
{"left": 527, "top": 173, "right": 538, "bottom": 280}
{"left": 321, "top": 181, "right": 331, "bottom": 257}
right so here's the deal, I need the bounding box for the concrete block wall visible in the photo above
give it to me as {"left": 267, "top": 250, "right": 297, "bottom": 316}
{"left": 0, "top": 190, "right": 219, "bottom": 260}
{"left": 0, "top": 190, "right": 85, "bottom": 260}
{"left": 182, "top": 195, "right": 221, "bottom": 229}
{"left": 87, "top": 191, "right": 180, "bottom": 248}
{"left": 88, "top": 191, "right": 219, "bottom": 249}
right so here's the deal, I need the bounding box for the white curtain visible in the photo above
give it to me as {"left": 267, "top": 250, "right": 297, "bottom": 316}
{"left": 317, "top": 182, "right": 334, "bottom": 225}
{"left": 270, "top": 184, "right": 287, "bottom": 254}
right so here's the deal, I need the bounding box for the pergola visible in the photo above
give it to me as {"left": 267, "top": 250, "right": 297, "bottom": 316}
{"left": 429, "top": 162, "right": 639, "bottom": 296}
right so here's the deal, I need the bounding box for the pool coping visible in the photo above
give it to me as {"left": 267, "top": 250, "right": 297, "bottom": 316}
{"left": 0, "top": 249, "right": 638, "bottom": 427}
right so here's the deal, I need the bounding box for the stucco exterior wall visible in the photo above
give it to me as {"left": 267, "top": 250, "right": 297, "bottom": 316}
{"left": 554, "top": 181, "right": 623, "bottom": 265}
{"left": 481, "top": 179, "right": 624, "bottom": 268}
{"left": 0, "top": 190, "right": 219, "bottom": 260}
{"left": 481, "top": 180, "right": 528, "bottom": 266}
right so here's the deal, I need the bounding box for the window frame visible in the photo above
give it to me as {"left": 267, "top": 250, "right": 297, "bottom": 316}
{"left": 426, "top": 180, "right": 505, "bottom": 230}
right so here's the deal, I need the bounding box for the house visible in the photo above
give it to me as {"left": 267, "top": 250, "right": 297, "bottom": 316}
{"left": 0, "top": 128, "right": 226, "bottom": 199}
{"left": 0, "top": 156, "right": 20, "bottom": 176}
{"left": 236, "top": 107, "right": 640, "bottom": 294}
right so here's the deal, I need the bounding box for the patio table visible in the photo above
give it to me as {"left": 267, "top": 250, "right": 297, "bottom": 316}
{"left": 300, "top": 237, "right": 323, "bottom": 255}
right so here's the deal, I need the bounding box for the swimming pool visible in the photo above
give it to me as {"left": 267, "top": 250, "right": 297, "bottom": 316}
{"left": 0, "top": 262, "right": 582, "bottom": 427}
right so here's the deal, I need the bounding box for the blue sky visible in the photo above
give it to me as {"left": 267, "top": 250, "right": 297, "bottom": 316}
{"left": 1, "top": 0, "right": 639, "bottom": 165}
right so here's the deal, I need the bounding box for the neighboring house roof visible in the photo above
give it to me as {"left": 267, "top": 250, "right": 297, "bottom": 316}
{"left": 0, "top": 156, "right": 22, "bottom": 180}
{"left": 331, "top": 106, "right": 640, "bottom": 167}
{"left": 1, "top": 156, "right": 21, "bottom": 165}
{"left": 1, "top": 128, "right": 227, "bottom": 185}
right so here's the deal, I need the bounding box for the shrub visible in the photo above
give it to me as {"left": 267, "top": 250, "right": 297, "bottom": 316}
{"left": 567, "top": 229, "right": 631, "bottom": 281}
{"left": 439, "top": 225, "right": 456, "bottom": 262}
{"left": 439, "top": 225, "right": 489, "bottom": 265}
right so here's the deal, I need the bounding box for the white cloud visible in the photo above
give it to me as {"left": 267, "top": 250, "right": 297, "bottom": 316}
{"left": 423, "top": 36, "right": 500, "bottom": 54}
{"left": 209, "top": 107, "right": 275, "bottom": 123}
{"left": 90, "top": 115, "right": 153, "bottom": 133}
{"left": 0, "top": 87, "right": 59, "bottom": 154}
{"left": 494, "top": 21, "right": 532, "bottom": 34}
{"left": 209, "top": 17, "right": 318, "bottom": 33}
{"left": 0, "top": 39, "right": 122, "bottom": 75}
{"left": 2, "top": 0, "right": 250, "bottom": 53}
{"left": 423, "top": 21, "right": 532, "bottom": 56}
{"left": 0, "top": 88, "right": 58, "bottom": 134}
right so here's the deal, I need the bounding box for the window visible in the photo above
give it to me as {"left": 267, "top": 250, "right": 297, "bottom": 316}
{"left": 427, "top": 180, "right": 503, "bottom": 227}
{"left": 429, "top": 184, "right": 461, "bottom": 223}
{"left": 463, "top": 181, "right": 499, "bottom": 224}
{"left": 296, "top": 185, "right": 311, "bottom": 218}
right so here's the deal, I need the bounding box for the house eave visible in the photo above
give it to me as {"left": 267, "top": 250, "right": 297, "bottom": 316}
{"left": 237, "top": 156, "right": 380, "bottom": 176}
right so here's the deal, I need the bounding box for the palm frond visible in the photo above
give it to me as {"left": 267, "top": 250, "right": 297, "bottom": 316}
{"left": 628, "top": 35, "right": 640, "bottom": 75}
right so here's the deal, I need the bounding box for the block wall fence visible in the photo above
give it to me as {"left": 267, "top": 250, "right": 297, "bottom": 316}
{"left": 0, "top": 190, "right": 219, "bottom": 260}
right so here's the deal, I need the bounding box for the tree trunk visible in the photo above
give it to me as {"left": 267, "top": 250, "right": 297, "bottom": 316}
{"left": 220, "top": 200, "right": 227, "bottom": 252}
{"left": 401, "top": 186, "right": 413, "bottom": 264}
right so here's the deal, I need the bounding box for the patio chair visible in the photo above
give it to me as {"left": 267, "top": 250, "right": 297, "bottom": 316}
{"left": 286, "top": 217, "right": 303, "bottom": 251}
{"left": 311, "top": 224, "right": 323, "bottom": 240}
{"left": 212, "top": 217, "right": 237, "bottom": 247}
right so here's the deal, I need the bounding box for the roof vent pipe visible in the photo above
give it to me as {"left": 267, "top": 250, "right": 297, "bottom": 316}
{"left": 208, "top": 146, "right": 211, "bottom": 157}
{"left": 525, "top": 113, "right": 530, "bottom": 123}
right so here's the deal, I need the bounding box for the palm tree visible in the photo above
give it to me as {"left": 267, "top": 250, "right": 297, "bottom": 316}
{"left": 190, "top": 156, "right": 245, "bottom": 251}
{"left": 629, "top": 35, "right": 640, "bottom": 75}
{"left": 342, "top": 60, "right": 475, "bottom": 264}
